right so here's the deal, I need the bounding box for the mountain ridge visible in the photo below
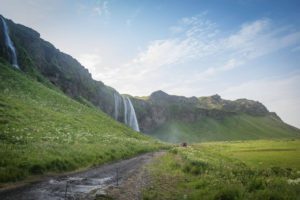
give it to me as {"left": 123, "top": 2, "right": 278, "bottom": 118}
{"left": 1, "top": 15, "right": 299, "bottom": 143}
{"left": 131, "top": 90, "right": 299, "bottom": 142}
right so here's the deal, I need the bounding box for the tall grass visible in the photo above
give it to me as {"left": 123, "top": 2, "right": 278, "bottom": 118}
{"left": 143, "top": 140, "right": 300, "bottom": 200}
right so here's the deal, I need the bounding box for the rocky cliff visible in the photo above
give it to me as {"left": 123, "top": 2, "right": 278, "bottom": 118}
{"left": 131, "top": 90, "right": 280, "bottom": 133}
{"left": 0, "top": 15, "right": 119, "bottom": 116}
{"left": 1, "top": 15, "right": 299, "bottom": 142}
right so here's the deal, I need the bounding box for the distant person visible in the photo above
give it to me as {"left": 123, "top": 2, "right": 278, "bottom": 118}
{"left": 181, "top": 142, "right": 187, "bottom": 147}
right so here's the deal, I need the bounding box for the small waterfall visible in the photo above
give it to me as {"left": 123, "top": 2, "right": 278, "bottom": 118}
{"left": 0, "top": 16, "right": 19, "bottom": 69}
{"left": 126, "top": 97, "right": 140, "bottom": 132}
{"left": 122, "top": 96, "right": 128, "bottom": 125}
{"left": 114, "top": 93, "right": 121, "bottom": 120}
{"left": 114, "top": 93, "right": 140, "bottom": 132}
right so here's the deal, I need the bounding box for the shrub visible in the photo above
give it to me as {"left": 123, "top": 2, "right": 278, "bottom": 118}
{"left": 182, "top": 160, "right": 209, "bottom": 175}
{"left": 252, "top": 190, "right": 285, "bottom": 200}
{"left": 29, "top": 164, "right": 45, "bottom": 174}
{"left": 169, "top": 148, "right": 178, "bottom": 154}
{"left": 214, "top": 186, "right": 242, "bottom": 200}
{"left": 247, "top": 178, "right": 265, "bottom": 192}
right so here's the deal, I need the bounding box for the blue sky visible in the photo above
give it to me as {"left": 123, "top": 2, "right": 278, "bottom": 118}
{"left": 0, "top": 0, "right": 300, "bottom": 128}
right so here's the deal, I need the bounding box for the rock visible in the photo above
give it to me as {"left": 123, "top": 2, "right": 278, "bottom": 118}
{"left": 131, "top": 91, "right": 275, "bottom": 133}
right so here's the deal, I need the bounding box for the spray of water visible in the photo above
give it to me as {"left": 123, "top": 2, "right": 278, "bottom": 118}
{"left": 0, "top": 16, "right": 19, "bottom": 69}
{"left": 114, "top": 93, "right": 140, "bottom": 132}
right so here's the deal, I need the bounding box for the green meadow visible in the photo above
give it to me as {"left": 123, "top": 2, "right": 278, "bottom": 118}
{"left": 143, "top": 139, "right": 300, "bottom": 200}
{"left": 150, "top": 116, "right": 300, "bottom": 143}
{"left": 0, "top": 63, "right": 165, "bottom": 185}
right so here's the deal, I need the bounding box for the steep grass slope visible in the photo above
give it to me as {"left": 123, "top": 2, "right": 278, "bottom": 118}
{"left": 149, "top": 115, "right": 300, "bottom": 143}
{"left": 0, "top": 63, "right": 163, "bottom": 184}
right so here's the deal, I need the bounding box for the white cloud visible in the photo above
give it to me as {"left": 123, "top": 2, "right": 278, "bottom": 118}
{"left": 121, "top": 15, "right": 219, "bottom": 76}
{"left": 133, "top": 16, "right": 300, "bottom": 74}
{"left": 131, "top": 38, "right": 196, "bottom": 68}
{"left": 92, "top": 0, "right": 110, "bottom": 18}
{"left": 193, "top": 58, "right": 245, "bottom": 80}
{"left": 225, "top": 19, "right": 300, "bottom": 59}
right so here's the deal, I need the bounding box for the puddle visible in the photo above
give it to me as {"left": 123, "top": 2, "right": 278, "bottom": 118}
{"left": 33, "top": 176, "right": 113, "bottom": 200}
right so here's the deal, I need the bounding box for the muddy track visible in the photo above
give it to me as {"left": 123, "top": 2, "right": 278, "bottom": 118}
{"left": 0, "top": 151, "right": 164, "bottom": 200}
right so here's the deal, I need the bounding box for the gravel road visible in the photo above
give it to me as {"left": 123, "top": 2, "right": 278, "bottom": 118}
{"left": 0, "top": 151, "right": 164, "bottom": 200}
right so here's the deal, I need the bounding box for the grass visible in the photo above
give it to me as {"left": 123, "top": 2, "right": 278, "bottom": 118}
{"left": 149, "top": 115, "right": 300, "bottom": 143}
{"left": 143, "top": 139, "right": 300, "bottom": 200}
{"left": 0, "top": 63, "right": 166, "bottom": 185}
{"left": 206, "top": 140, "right": 300, "bottom": 169}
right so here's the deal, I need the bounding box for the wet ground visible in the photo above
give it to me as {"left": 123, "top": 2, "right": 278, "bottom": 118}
{"left": 0, "top": 152, "right": 161, "bottom": 200}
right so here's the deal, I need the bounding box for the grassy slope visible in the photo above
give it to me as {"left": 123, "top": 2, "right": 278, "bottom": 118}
{"left": 149, "top": 115, "right": 300, "bottom": 143}
{"left": 143, "top": 140, "right": 300, "bottom": 200}
{"left": 0, "top": 63, "right": 164, "bottom": 184}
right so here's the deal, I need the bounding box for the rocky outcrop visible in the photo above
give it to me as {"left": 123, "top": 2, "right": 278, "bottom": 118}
{"left": 132, "top": 91, "right": 275, "bottom": 133}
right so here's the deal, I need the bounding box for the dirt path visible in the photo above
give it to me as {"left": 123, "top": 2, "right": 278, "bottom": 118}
{"left": 0, "top": 151, "right": 164, "bottom": 200}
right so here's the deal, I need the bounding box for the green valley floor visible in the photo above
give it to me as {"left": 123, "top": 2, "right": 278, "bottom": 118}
{"left": 142, "top": 139, "right": 300, "bottom": 200}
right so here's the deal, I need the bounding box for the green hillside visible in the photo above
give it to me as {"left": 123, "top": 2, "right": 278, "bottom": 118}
{"left": 149, "top": 114, "right": 300, "bottom": 143}
{"left": 0, "top": 63, "right": 164, "bottom": 184}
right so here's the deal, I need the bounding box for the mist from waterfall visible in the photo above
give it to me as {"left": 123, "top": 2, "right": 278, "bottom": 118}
{"left": 0, "top": 16, "right": 19, "bottom": 69}
{"left": 114, "top": 93, "right": 140, "bottom": 132}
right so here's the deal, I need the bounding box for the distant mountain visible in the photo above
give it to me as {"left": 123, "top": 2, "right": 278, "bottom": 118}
{"left": 131, "top": 91, "right": 300, "bottom": 142}
{"left": 1, "top": 15, "right": 299, "bottom": 143}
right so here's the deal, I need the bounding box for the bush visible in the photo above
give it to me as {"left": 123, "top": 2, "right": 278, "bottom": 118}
{"left": 214, "top": 186, "right": 242, "bottom": 200}
{"left": 169, "top": 148, "right": 178, "bottom": 154}
{"left": 247, "top": 178, "right": 265, "bottom": 192}
{"left": 182, "top": 160, "right": 209, "bottom": 175}
{"left": 46, "top": 159, "right": 75, "bottom": 172}
{"left": 29, "top": 164, "right": 45, "bottom": 174}
{"left": 252, "top": 190, "right": 285, "bottom": 200}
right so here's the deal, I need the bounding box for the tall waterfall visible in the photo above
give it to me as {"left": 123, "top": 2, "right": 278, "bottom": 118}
{"left": 114, "top": 93, "right": 140, "bottom": 132}
{"left": 0, "top": 16, "right": 19, "bottom": 69}
{"left": 114, "top": 93, "right": 121, "bottom": 120}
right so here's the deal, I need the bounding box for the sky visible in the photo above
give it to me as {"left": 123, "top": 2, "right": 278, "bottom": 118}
{"left": 0, "top": 0, "right": 300, "bottom": 128}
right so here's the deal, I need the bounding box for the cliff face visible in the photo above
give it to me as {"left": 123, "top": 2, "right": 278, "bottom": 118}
{"left": 0, "top": 15, "right": 118, "bottom": 116}
{"left": 131, "top": 91, "right": 276, "bottom": 133}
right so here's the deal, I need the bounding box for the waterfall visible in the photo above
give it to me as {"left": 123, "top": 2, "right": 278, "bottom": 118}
{"left": 114, "top": 93, "right": 121, "bottom": 120}
{"left": 0, "top": 16, "right": 19, "bottom": 69}
{"left": 114, "top": 93, "right": 140, "bottom": 132}
{"left": 126, "top": 97, "right": 140, "bottom": 132}
{"left": 122, "top": 96, "right": 128, "bottom": 125}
